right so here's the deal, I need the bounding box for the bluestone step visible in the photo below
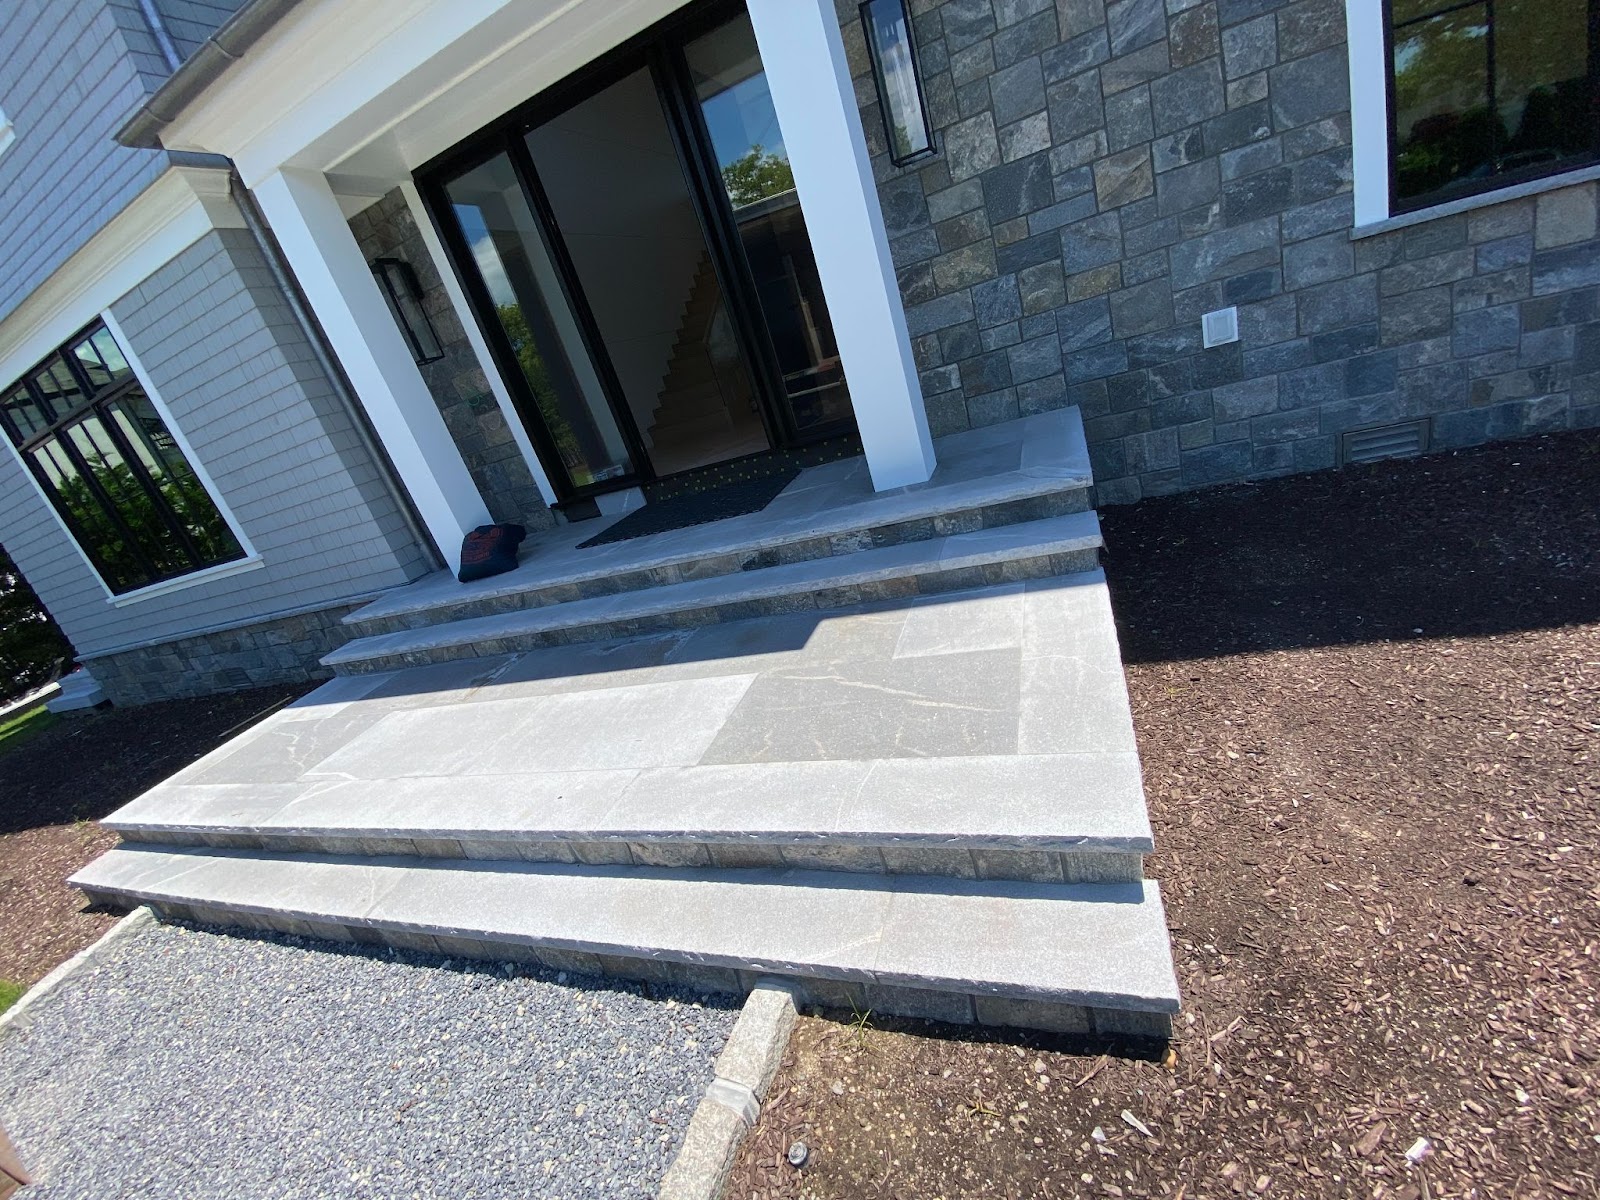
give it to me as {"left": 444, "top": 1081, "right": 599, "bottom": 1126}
{"left": 323, "top": 510, "right": 1103, "bottom": 674}
{"left": 72, "top": 847, "right": 1178, "bottom": 1034}
{"left": 341, "top": 407, "right": 1094, "bottom": 638}
{"left": 103, "top": 751, "right": 1151, "bottom": 883}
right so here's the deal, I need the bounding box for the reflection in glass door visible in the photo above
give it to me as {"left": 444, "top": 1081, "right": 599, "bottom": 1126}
{"left": 442, "top": 152, "right": 636, "bottom": 491}
{"left": 424, "top": 2, "right": 860, "bottom": 502}
{"left": 683, "top": 13, "right": 853, "bottom": 438}
{"left": 524, "top": 67, "right": 771, "bottom": 478}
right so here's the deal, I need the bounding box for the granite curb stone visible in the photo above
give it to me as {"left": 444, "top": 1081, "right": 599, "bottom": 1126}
{"left": 656, "top": 978, "right": 799, "bottom": 1200}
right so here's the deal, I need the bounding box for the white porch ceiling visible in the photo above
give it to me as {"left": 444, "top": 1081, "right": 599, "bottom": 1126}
{"left": 161, "top": 0, "right": 691, "bottom": 189}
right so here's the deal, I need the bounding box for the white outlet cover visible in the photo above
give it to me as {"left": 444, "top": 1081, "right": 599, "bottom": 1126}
{"left": 1202, "top": 306, "right": 1239, "bottom": 348}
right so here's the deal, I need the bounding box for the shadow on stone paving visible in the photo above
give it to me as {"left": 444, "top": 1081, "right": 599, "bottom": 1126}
{"left": 156, "top": 917, "right": 744, "bottom": 1011}
{"left": 1100, "top": 427, "right": 1600, "bottom": 665}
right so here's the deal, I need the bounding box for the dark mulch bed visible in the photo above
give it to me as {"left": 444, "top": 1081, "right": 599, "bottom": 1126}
{"left": 0, "top": 683, "right": 308, "bottom": 987}
{"left": 729, "top": 429, "right": 1600, "bottom": 1200}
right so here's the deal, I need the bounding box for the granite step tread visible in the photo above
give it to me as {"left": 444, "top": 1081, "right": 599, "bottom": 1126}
{"left": 100, "top": 751, "right": 1153, "bottom": 867}
{"left": 323, "top": 509, "right": 1103, "bottom": 671}
{"left": 71, "top": 847, "right": 1180, "bottom": 1015}
{"left": 342, "top": 408, "right": 1093, "bottom": 633}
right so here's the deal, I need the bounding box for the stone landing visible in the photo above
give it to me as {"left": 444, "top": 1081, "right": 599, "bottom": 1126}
{"left": 73, "top": 411, "right": 1180, "bottom": 1034}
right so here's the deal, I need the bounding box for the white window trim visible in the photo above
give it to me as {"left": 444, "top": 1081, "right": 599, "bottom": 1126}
{"left": 107, "top": 554, "right": 265, "bottom": 607}
{"left": 1346, "top": 0, "right": 1600, "bottom": 238}
{"left": 0, "top": 107, "right": 15, "bottom": 160}
{"left": 0, "top": 311, "right": 263, "bottom": 606}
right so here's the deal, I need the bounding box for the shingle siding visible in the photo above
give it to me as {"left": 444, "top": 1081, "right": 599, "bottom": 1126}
{"left": 0, "top": 0, "right": 173, "bottom": 328}
{"left": 152, "top": 0, "right": 249, "bottom": 61}
{"left": 0, "top": 228, "right": 429, "bottom": 661}
{"left": 844, "top": 0, "right": 1600, "bottom": 502}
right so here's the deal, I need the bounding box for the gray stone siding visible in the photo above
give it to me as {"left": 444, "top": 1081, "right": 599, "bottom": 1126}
{"left": 85, "top": 603, "right": 359, "bottom": 707}
{"left": 839, "top": 0, "right": 1600, "bottom": 503}
{"left": 350, "top": 190, "right": 556, "bottom": 533}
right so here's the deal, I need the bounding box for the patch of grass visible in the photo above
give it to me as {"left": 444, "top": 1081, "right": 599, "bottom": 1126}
{"left": 0, "top": 979, "right": 25, "bottom": 1016}
{"left": 0, "top": 703, "right": 57, "bottom": 757}
{"left": 846, "top": 1001, "right": 874, "bottom": 1050}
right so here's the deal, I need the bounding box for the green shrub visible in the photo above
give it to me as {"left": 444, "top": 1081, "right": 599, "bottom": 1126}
{"left": 0, "top": 542, "right": 73, "bottom": 703}
{"left": 0, "top": 979, "right": 25, "bottom": 1016}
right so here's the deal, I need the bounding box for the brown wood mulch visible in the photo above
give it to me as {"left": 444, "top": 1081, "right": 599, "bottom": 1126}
{"left": 728, "top": 429, "right": 1600, "bottom": 1200}
{"left": 0, "top": 683, "right": 308, "bottom": 988}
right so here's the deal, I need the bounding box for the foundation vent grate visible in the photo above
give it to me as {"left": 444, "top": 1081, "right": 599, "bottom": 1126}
{"left": 1340, "top": 420, "right": 1430, "bottom": 466}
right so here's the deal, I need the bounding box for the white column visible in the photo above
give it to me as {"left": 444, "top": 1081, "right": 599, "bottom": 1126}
{"left": 253, "top": 167, "right": 491, "bottom": 573}
{"left": 747, "top": 0, "right": 936, "bottom": 491}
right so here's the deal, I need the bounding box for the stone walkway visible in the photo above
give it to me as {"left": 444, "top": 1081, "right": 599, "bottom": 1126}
{"left": 79, "top": 571, "right": 1178, "bottom": 1031}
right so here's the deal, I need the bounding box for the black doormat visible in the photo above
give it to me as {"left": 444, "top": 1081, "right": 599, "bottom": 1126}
{"left": 641, "top": 434, "right": 861, "bottom": 503}
{"left": 576, "top": 468, "right": 800, "bottom": 548}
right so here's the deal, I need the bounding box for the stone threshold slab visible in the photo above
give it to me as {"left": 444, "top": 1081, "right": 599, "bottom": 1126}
{"left": 71, "top": 847, "right": 1180, "bottom": 1014}
{"left": 345, "top": 409, "right": 1093, "bottom": 630}
{"left": 322, "top": 510, "right": 1102, "bottom": 670}
{"left": 103, "top": 753, "right": 1153, "bottom": 854}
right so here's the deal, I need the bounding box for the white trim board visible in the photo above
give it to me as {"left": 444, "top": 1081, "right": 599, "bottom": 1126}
{"left": 108, "top": 555, "right": 265, "bottom": 608}
{"left": 1344, "top": 0, "right": 1390, "bottom": 229}
{"left": 158, "top": 0, "right": 684, "bottom": 187}
{"left": 0, "top": 165, "right": 243, "bottom": 389}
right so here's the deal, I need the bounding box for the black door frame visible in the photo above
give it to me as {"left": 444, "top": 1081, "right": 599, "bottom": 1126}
{"left": 416, "top": 0, "right": 851, "bottom": 503}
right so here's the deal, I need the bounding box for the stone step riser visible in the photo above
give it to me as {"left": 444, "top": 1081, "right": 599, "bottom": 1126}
{"left": 348, "top": 488, "right": 1090, "bottom": 638}
{"left": 112, "top": 829, "right": 1142, "bottom": 885}
{"left": 73, "top": 843, "right": 1179, "bottom": 1034}
{"left": 333, "top": 544, "right": 1099, "bottom": 675}
{"left": 72, "top": 890, "right": 1168, "bottom": 1038}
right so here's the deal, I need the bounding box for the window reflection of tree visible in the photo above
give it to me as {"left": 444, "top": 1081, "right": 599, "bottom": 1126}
{"left": 1392, "top": 1, "right": 1593, "bottom": 204}
{"left": 3, "top": 327, "right": 243, "bottom": 594}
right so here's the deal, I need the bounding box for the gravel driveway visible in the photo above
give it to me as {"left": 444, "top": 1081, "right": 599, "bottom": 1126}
{"left": 0, "top": 916, "right": 739, "bottom": 1199}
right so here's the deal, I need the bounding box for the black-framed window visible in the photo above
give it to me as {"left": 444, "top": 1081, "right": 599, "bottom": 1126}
{"left": 860, "top": 0, "right": 935, "bottom": 166}
{"left": 0, "top": 321, "right": 245, "bottom": 595}
{"left": 1387, "top": 0, "right": 1600, "bottom": 212}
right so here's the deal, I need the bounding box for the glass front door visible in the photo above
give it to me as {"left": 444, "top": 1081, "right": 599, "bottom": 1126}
{"left": 424, "top": 1, "right": 855, "bottom": 500}
{"left": 683, "top": 13, "right": 852, "bottom": 438}
{"left": 523, "top": 66, "right": 770, "bottom": 478}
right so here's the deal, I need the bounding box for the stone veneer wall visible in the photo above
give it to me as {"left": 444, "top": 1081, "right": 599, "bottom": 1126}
{"left": 837, "top": 0, "right": 1600, "bottom": 503}
{"left": 350, "top": 191, "right": 556, "bottom": 531}
{"left": 84, "top": 603, "right": 363, "bottom": 707}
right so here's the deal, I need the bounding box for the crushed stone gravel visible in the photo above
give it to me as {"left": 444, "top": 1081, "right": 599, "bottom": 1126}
{"left": 0, "top": 918, "right": 739, "bottom": 1199}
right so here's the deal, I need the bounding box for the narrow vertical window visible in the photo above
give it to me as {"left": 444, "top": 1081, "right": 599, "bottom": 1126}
{"left": 1387, "top": 0, "right": 1599, "bottom": 211}
{"left": 860, "top": 0, "right": 935, "bottom": 166}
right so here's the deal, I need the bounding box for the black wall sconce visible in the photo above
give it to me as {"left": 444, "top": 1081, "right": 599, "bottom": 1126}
{"left": 371, "top": 257, "right": 444, "bottom": 365}
{"left": 860, "top": 0, "right": 936, "bottom": 166}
